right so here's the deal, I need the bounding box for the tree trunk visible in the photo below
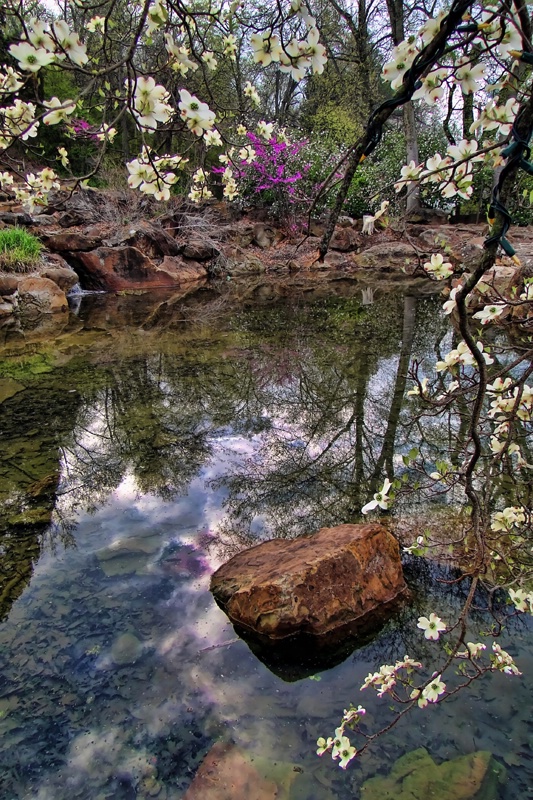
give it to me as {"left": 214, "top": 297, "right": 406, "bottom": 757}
{"left": 386, "top": 0, "right": 421, "bottom": 213}
{"left": 403, "top": 102, "right": 420, "bottom": 212}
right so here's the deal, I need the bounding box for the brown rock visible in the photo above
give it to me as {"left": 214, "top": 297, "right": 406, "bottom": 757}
{"left": 41, "top": 266, "right": 79, "bottom": 292}
{"left": 159, "top": 256, "right": 208, "bottom": 283}
{"left": 73, "top": 247, "right": 207, "bottom": 291}
{"left": 323, "top": 251, "right": 356, "bottom": 269}
{"left": 330, "top": 227, "right": 357, "bottom": 252}
{"left": 210, "top": 523, "right": 406, "bottom": 639}
{"left": 43, "top": 231, "right": 102, "bottom": 252}
{"left": 252, "top": 223, "right": 276, "bottom": 249}
{"left": 17, "top": 276, "right": 68, "bottom": 314}
{"left": 0, "top": 275, "right": 19, "bottom": 295}
{"left": 184, "top": 742, "right": 297, "bottom": 800}
{"left": 0, "top": 301, "right": 14, "bottom": 316}
{"left": 182, "top": 240, "right": 219, "bottom": 260}
{"left": 308, "top": 220, "right": 326, "bottom": 237}
{"left": 104, "top": 221, "right": 181, "bottom": 258}
{"left": 354, "top": 242, "right": 419, "bottom": 270}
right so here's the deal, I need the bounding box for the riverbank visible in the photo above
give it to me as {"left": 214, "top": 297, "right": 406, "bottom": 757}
{"left": 0, "top": 189, "right": 531, "bottom": 332}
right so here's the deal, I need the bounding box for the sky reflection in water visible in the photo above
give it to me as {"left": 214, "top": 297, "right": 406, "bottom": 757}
{"left": 0, "top": 287, "right": 531, "bottom": 798}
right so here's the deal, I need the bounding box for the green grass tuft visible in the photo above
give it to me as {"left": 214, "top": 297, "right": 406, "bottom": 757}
{"left": 0, "top": 227, "right": 42, "bottom": 273}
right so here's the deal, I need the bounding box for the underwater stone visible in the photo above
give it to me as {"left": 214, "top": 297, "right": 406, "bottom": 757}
{"left": 183, "top": 741, "right": 299, "bottom": 800}
{"left": 210, "top": 523, "right": 406, "bottom": 639}
{"left": 111, "top": 632, "right": 143, "bottom": 665}
{"left": 360, "top": 747, "right": 506, "bottom": 800}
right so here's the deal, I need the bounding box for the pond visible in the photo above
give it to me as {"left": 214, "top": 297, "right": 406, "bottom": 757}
{"left": 0, "top": 281, "right": 531, "bottom": 799}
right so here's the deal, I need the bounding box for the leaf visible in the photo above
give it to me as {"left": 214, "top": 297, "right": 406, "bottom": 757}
{"left": 408, "top": 447, "right": 418, "bottom": 460}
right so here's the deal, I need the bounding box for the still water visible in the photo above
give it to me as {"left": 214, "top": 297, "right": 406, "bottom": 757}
{"left": 0, "top": 283, "right": 531, "bottom": 798}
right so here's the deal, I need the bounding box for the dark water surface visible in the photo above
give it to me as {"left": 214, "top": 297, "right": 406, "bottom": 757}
{"left": 0, "top": 284, "right": 531, "bottom": 798}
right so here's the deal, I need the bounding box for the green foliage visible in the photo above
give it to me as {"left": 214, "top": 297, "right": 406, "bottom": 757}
{"left": 307, "top": 102, "right": 362, "bottom": 147}
{"left": 0, "top": 227, "right": 42, "bottom": 272}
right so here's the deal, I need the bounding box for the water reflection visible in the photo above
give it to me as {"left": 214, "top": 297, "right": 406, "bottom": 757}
{"left": 0, "top": 284, "right": 531, "bottom": 798}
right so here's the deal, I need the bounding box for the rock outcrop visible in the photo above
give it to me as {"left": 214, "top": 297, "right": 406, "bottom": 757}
{"left": 210, "top": 523, "right": 406, "bottom": 639}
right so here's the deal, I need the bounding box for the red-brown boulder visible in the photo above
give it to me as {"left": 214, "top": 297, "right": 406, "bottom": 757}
{"left": 71, "top": 247, "right": 207, "bottom": 291}
{"left": 210, "top": 523, "right": 406, "bottom": 639}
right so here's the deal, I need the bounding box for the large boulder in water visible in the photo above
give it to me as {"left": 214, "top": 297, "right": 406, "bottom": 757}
{"left": 210, "top": 523, "right": 406, "bottom": 639}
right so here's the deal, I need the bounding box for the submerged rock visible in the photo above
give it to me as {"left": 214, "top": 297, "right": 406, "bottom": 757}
{"left": 111, "top": 632, "right": 143, "bottom": 665}
{"left": 360, "top": 747, "right": 506, "bottom": 800}
{"left": 183, "top": 741, "right": 299, "bottom": 800}
{"left": 210, "top": 523, "right": 406, "bottom": 639}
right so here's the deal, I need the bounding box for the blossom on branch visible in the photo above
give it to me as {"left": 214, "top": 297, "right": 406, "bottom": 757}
{"left": 361, "top": 478, "right": 393, "bottom": 514}
{"left": 417, "top": 613, "right": 446, "bottom": 640}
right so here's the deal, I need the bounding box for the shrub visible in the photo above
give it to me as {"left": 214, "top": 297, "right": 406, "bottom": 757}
{"left": 0, "top": 227, "right": 42, "bottom": 272}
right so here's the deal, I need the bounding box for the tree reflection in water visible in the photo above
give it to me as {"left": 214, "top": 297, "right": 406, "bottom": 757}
{"left": 0, "top": 283, "right": 456, "bottom": 618}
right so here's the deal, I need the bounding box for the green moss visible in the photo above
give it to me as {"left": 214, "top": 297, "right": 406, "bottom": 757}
{"left": 0, "top": 228, "right": 42, "bottom": 272}
{"left": 0, "top": 353, "right": 54, "bottom": 381}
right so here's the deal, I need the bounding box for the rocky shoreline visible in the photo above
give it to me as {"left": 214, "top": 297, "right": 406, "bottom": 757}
{"left": 1, "top": 189, "right": 531, "bottom": 330}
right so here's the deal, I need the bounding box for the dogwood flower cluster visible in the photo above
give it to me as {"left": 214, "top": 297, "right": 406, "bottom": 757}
{"left": 9, "top": 18, "right": 88, "bottom": 72}
{"left": 179, "top": 89, "right": 216, "bottom": 137}
{"left": 243, "top": 81, "right": 260, "bottom": 106}
{"left": 361, "top": 656, "right": 423, "bottom": 697}
{"left": 11, "top": 167, "right": 61, "bottom": 213}
{"left": 457, "top": 642, "right": 487, "bottom": 659}
{"left": 222, "top": 34, "right": 238, "bottom": 59}
{"left": 362, "top": 201, "right": 389, "bottom": 235}
{"left": 257, "top": 120, "right": 275, "bottom": 140}
{"left": 491, "top": 643, "right": 522, "bottom": 675}
{"left": 316, "top": 707, "right": 365, "bottom": 769}
{"left": 471, "top": 98, "right": 519, "bottom": 136}
{"left": 250, "top": 5, "right": 327, "bottom": 81}
{"left": 164, "top": 35, "right": 199, "bottom": 76}
{"left": 423, "top": 253, "right": 453, "bottom": 280}
{"left": 490, "top": 506, "right": 527, "bottom": 533}
{"left": 146, "top": 0, "right": 168, "bottom": 37}
{"left": 220, "top": 166, "right": 239, "bottom": 201}
{"left": 0, "top": 100, "right": 39, "bottom": 148}
{"left": 0, "top": 67, "right": 24, "bottom": 97}
{"left": 487, "top": 383, "right": 533, "bottom": 422}
{"left": 403, "top": 535, "right": 426, "bottom": 555}
{"left": 410, "top": 674, "right": 446, "bottom": 708}
{"left": 129, "top": 77, "right": 173, "bottom": 130}
{"left": 188, "top": 168, "right": 213, "bottom": 203}
{"left": 127, "top": 148, "right": 188, "bottom": 200}
{"left": 87, "top": 16, "right": 106, "bottom": 33}
{"left": 520, "top": 279, "right": 533, "bottom": 301}
{"left": 43, "top": 96, "right": 76, "bottom": 126}
{"left": 435, "top": 341, "right": 493, "bottom": 373}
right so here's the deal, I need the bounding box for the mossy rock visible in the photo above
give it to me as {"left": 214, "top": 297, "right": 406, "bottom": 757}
{"left": 360, "top": 748, "right": 506, "bottom": 800}
{"left": 8, "top": 507, "right": 52, "bottom": 526}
